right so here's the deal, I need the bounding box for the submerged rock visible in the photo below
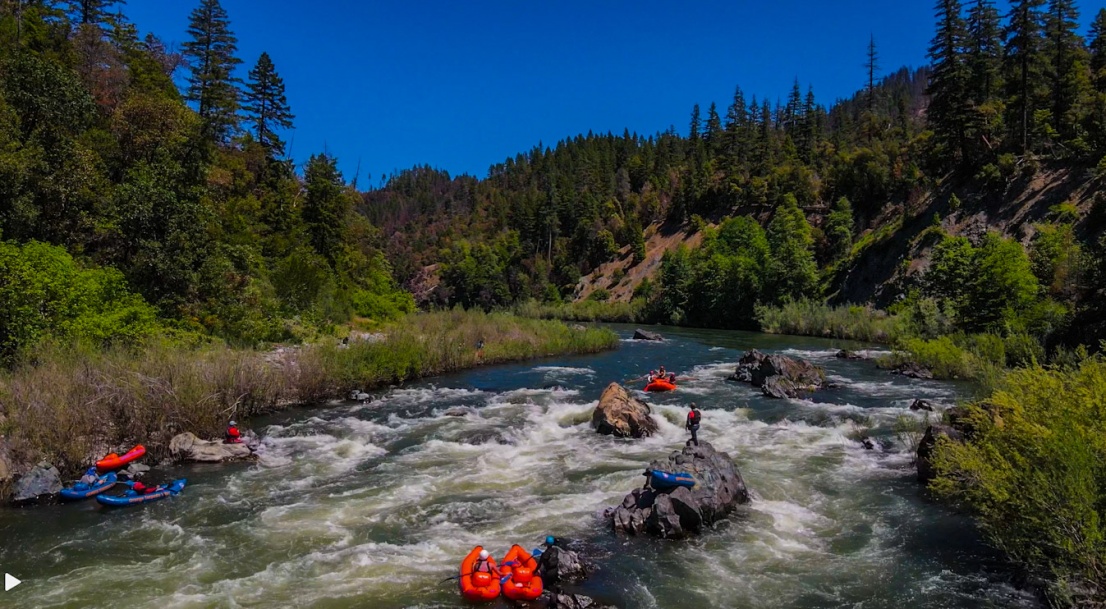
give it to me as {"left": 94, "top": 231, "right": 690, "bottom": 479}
{"left": 728, "top": 350, "right": 825, "bottom": 399}
{"left": 592, "top": 383, "right": 658, "bottom": 438}
{"left": 835, "top": 349, "right": 866, "bottom": 360}
{"left": 12, "top": 462, "right": 62, "bottom": 503}
{"left": 538, "top": 591, "right": 618, "bottom": 609}
{"left": 442, "top": 406, "right": 473, "bottom": 417}
{"left": 890, "top": 362, "right": 934, "bottom": 380}
{"left": 169, "top": 432, "right": 253, "bottom": 464}
{"left": 632, "top": 329, "right": 663, "bottom": 341}
{"left": 909, "top": 399, "right": 935, "bottom": 412}
{"left": 610, "top": 442, "right": 748, "bottom": 539}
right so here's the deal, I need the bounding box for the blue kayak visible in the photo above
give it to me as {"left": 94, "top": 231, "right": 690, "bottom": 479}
{"left": 647, "top": 469, "right": 696, "bottom": 489}
{"left": 59, "top": 472, "right": 118, "bottom": 501}
{"left": 96, "top": 479, "right": 187, "bottom": 507}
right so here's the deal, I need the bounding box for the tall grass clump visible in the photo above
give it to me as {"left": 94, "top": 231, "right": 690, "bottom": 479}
{"left": 755, "top": 300, "right": 908, "bottom": 343}
{"left": 930, "top": 358, "right": 1106, "bottom": 605}
{"left": 0, "top": 311, "right": 617, "bottom": 483}
{"left": 515, "top": 299, "right": 646, "bottom": 323}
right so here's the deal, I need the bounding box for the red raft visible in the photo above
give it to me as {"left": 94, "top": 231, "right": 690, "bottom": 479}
{"left": 95, "top": 445, "right": 146, "bottom": 472}
{"left": 499, "top": 544, "right": 543, "bottom": 601}
{"left": 644, "top": 379, "right": 677, "bottom": 393}
{"left": 459, "top": 546, "right": 501, "bottom": 602}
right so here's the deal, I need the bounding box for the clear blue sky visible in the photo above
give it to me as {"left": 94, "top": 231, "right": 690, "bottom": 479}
{"left": 126, "top": 0, "right": 1106, "bottom": 183}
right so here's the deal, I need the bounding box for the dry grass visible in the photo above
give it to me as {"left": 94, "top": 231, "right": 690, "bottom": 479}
{"left": 0, "top": 311, "right": 618, "bottom": 484}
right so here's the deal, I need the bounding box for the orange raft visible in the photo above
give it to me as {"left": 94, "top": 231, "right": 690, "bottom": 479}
{"left": 499, "top": 544, "right": 543, "bottom": 601}
{"left": 644, "top": 379, "right": 677, "bottom": 393}
{"left": 459, "top": 546, "right": 501, "bottom": 602}
{"left": 95, "top": 445, "right": 146, "bottom": 472}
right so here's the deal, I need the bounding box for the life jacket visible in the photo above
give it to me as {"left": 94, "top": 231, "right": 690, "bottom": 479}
{"left": 473, "top": 558, "right": 493, "bottom": 573}
{"left": 226, "top": 426, "right": 242, "bottom": 443}
{"left": 132, "top": 482, "right": 148, "bottom": 494}
{"left": 687, "top": 410, "right": 701, "bottom": 425}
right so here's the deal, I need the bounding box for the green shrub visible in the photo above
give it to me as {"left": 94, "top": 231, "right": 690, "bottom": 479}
{"left": 587, "top": 288, "right": 611, "bottom": 302}
{"left": 755, "top": 300, "right": 908, "bottom": 343}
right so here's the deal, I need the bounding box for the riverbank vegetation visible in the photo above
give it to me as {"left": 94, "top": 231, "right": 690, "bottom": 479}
{"left": 930, "top": 358, "right": 1106, "bottom": 605}
{"left": 0, "top": 311, "right": 617, "bottom": 477}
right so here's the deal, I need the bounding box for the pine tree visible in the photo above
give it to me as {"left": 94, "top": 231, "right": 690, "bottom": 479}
{"left": 67, "top": 0, "right": 124, "bottom": 26}
{"left": 1043, "top": 0, "right": 1090, "bottom": 142}
{"left": 1091, "top": 8, "right": 1106, "bottom": 91}
{"left": 688, "top": 103, "right": 701, "bottom": 140}
{"left": 704, "top": 101, "right": 722, "bottom": 153}
{"left": 784, "top": 78, "right": 803, "bottom": 131}
{"left": 965, "top": 0, "right": 1003, "bottom": 104}
{"left": 1004, "top": 0, "right": 1048, "bottom": 153}
{"left": 928, "top": 0, "right": 971, "bottom": 163}
{"left": 724, "top": 85, "right": 748, "bottom": 167}
{"left": 866, "top": 35, "right": 880, "bottom": 112}
{"left": 243, "top": 51, "right": 295, "bottom": 157}
{"left": 302, "top": 153, "right": 349, "bottom": 267}
{"left": 801, "top": 86, "right": 821, "bottom": 162}
{"left": 182, "top": 0, "right": 241, "bottom": 142}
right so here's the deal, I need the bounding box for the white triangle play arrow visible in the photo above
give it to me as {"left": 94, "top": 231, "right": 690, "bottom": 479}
{"left": 4, "top": 573, "right": 20, "bottom": 591}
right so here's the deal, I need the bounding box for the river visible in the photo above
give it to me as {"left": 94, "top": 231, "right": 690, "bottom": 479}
{"left": 0, "top": 326, "right": 1039, "bottom": 609}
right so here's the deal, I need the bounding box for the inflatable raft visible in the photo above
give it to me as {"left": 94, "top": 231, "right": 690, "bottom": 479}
{"left": 644, "top": 379, "right": 677, "bottom": 392}
{"left": 95, "top": 445, "right": 146, "bottom": 472}
{"left": 96, "top": 479, "right": 186, "bottom": 507}
{"left": 500, "top": 544, "right": 543, "bottom": 601}
{"left": 648, "top": 469, "right": 696, "bottom": 489}
{"left": 459, "top": 546, "right": 500, "bottom": 602}
{"left": 59, "top": 472, "right": 117, "bottom": 501}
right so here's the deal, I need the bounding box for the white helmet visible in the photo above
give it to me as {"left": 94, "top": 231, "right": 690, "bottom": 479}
{"left": 478, "top": 550, "right": 489, "bottom": 560}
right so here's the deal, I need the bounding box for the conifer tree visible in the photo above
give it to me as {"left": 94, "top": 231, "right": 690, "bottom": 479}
{"left": 767, "top": 194, "right": 819, "bottom": 302}
{"left": 302, "top": 153, "right": 349, "bottom": 267}
{"left": 866, "top": 35, "right": 880, "bottom": 112}
{"left": 724, "top": 85, "right": 748, "bottom": 166}
{"left": 965, "top": 0, "right": 1003, "bottom": 104}
{"left": 1091, "top": 8, "right": 1106, "bottom": 91}
{"left": 928, "top": 0, "right": 971, "bottom": 163}
{"left": 825, "top": 197, "right": 854, "bottom": 261}
{"left": 689, "top": 103, "right": 701, "bottom": 140}
{"left": 1004, "top": 0, "right": 1048, "bottom": 153}
{"left": 705, "top": 101, "right": 722, "bottom": 152}
{"left": 243, "top": 51, "right": 295, "bottom": 157}
{"left": 1043, "top": 0, "right": 1090, "bottom": 142}
{"left": 182, "top": 0, "right": 241, "bottom": 142}
{"left": 67, "top": 0, "right": 123, "bottom": 26}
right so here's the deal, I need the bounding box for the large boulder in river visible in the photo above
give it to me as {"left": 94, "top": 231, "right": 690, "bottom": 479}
{"left": 916, "top": 424, "right": 964, "bottom": 483}
{"left": 169, "top": 432, "right": 253, "bottom": 463}
{"left": 632, "top": 328, "right": 663, "bottom": 341}
{"left": 538, "top": 545, "right": 588, "bottom": 583}
{"left": 12, "top": 462, "right": 62, "bottom": 503}
{"left": 890, "top": 361, "right": 935, "bottom": 380}
{"left": 592, "top": 383, "right": 658, "bottom": 438}
{"left": 729, "top": 350, "right": 825, "bottom": 399}
{"left": 610, "top": 442, "right": 748, "bottom": 539}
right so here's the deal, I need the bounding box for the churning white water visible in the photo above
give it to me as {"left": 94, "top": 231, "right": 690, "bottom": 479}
{"left": 0, "top": 326, "right": 1038, "bottom": 608}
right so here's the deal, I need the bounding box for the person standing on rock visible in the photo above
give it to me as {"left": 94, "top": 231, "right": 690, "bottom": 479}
{"left": 685, "top": 403, "right": 702, "bottom": 446}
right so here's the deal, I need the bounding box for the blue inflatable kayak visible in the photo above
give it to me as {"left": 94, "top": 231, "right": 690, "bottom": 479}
{"left": 96, "top": 479, "right": 187, "bottom": 507}
{"left": 647, "top": 469, "right": 696, "bottom": 489}
{"left": 59, "top": 472, "right": 118, "bottom": 501}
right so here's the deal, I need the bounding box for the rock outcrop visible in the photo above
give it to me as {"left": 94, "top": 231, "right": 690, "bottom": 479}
{"left": 916, "top": 424, "right": 962, "bottom": 483}
{"left": 729, "top": 350, "right": 825, "bottom": 399}
{"left": 909, "top": 399, "right": 935, "bottom": 412}
{"left": 836, "top": 350, "right": 865, "bottom": 360}
{"left": 12, "top": 462, "right": 62, "bottom": 503}
{"left": 610, "top": 442, "right": 748, "bottom": 539}
{"left": 592, "top": 383, "right": 658, "bottom": 438}
{"left": 169, "top": 432, "right": 254, "bottom": 463}
{"left": 632, "top": 329, "right": 663, "bottom": 341}
{"left": 538, "top": 591, "right": 617, "bottom": 609}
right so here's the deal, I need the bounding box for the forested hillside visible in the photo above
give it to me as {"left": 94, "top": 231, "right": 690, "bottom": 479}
{"left": 0, "top": 0, "right": 412, "bottom": 364}
{"left": 365, "top": 0, "right": 1106, "bottom": 353}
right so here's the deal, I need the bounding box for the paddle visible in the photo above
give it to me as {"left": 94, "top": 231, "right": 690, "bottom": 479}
{"left": 441, "top": 561, "right": 519, "bottom": 585}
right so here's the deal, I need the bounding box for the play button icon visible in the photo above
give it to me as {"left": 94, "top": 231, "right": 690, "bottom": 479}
{"left": 4, "top": 573, "right": 20, "bottom": 591}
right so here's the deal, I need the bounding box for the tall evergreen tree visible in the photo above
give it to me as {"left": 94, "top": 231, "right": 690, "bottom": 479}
{"left": 1043, "top": 0, "right": 1090, "bottom": 142}
{"left": 965, "top": 0, "right": 1003, "bottom": 104}
{"left": 302, "top": 153, "right": 348, "bottom": 267}
{"left": 767, "top": 194, "right": 819, "bottom": 302}
{"left": 1004, "top": 0, "right": 1048, "bottom": 153}
{"left": 724, "top": 85, "right": 748, "bottom": 167}
{"left": 1091, "top": 8, "right": 1106, "bottom": 91}
{"left": 688, "top": 103, "right": 701, "bottom": 140}
{"left": 928, "top": 0, "right": 971, "bottom": 163}
{"left": 243, "top": 51, "right": 294, "bottom": 157}
{"left": 866, "top": 35, "right": 880, "bottom": 112}
{"left": 182, "top": 0, "right": 241, "bottom": 142}
{"left": 67, "top": 0, "right": 123, "bottom": 26}
{"left": 704, "top": 101, "right": 722, "bottom": 152}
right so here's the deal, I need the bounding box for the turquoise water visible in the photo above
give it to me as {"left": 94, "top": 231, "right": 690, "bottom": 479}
{"left": 0, "top": 326, "right": 1038, "bottom": 608}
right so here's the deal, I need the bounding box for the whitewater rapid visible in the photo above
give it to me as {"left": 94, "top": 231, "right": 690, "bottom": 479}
{"left": 0, "top": 327, "right": 1037, "bottom": 608}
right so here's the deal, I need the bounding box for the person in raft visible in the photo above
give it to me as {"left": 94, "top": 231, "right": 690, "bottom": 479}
{"left": 79, "top": 467, "right": 99, "bottom": 486}
{"left": 225, "top": 420, "right": 242, "bottom": 444}
{"left": 657, "top": 365, "right": 667, "bottom": 378}
{"left": 685, "top": 403, "right": 702, "bottom": 446}
{"left": 131, "top": 481, "right": 160, "bottom": 495}
{"left": 472, "top": 549, "right": 501, "bottom": 576}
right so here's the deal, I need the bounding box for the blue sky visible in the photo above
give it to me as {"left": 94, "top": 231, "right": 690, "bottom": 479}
{"left": 126, "top": 0, "right": 1106, "bottom": 183}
